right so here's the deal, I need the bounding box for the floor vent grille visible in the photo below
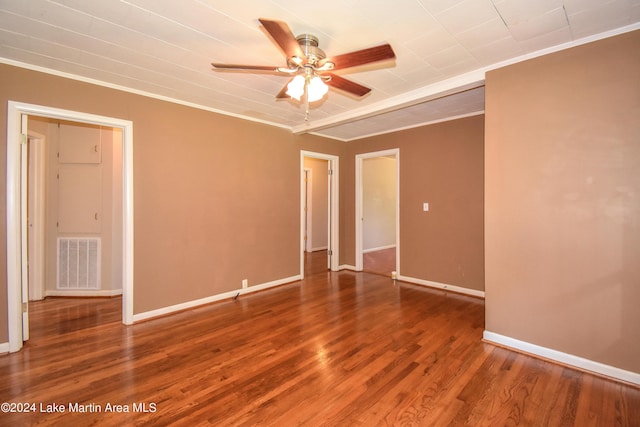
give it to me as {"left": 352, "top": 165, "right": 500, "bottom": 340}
{"left": 57, "top": 237, "right": 101, "bottom": 289}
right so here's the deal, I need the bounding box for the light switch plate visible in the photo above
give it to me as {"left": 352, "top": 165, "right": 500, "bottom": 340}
{"left": 423, "top": 202, "right": 429, "bottom": 211}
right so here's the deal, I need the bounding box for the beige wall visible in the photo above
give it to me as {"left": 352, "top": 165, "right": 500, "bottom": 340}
{"left": 0, "top": 63, "right": 483, "bottom": 345}
{"left": 344, "top": 116, "right": 485, "bottom": 291}
{"left": 0, "top": 64, "right": 346, "bottom": 343}
{"left": 485, "top": 30, "right": 640, "bottom": 373}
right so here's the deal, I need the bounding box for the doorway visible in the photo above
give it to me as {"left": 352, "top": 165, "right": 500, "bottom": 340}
{"left": 355, "top": 149, "right": 399, "bottom": 276}
{"left": 27, "top": 116, "right": 124, "bottom": 300}
{"left": 300, "top": 151, "right": 339, "bottom": 277}
{"left": 6, "top": 101, "right": 134, "bottom": 353}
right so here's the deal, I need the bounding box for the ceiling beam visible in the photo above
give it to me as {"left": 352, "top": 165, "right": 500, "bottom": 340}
{"left": 292, "top": 69, "right": 486, "bottom": 135}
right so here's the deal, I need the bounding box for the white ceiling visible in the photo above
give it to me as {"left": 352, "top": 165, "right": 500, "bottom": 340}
{"left": 1, "top": 0, "right": 639, "bottom": 141}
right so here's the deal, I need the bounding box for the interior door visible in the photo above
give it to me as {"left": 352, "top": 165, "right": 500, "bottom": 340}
{"left": 27, "top": 131, "right": 47, "bottom": 302}
{"left": 304, "top": 169, "right": 312, "bottom": 252}
{"left": 327, "top": 163, "right": 332, "bottom": 269}
{"left": 20, "top": 114, "right": 29, "bottom": 341}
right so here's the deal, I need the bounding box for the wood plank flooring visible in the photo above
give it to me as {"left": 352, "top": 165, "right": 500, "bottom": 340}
{"left": 1, "top": 254, "right": 638, "bottom": 426}
{"left": 363, "top": 247, "right": 396, "bottom": 277}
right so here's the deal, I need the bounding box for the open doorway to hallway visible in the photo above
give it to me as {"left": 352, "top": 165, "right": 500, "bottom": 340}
{"left": 356, "top": 149, "right": 399, "bottom": 278}
{"left": 300, "top": 151, "right": 339, "bottom": 277}
{"left": 6, "top": 101, "right": 134, "bottom": 353}
{"left": 25, "top": 115, "right": 123, "bottom": 339}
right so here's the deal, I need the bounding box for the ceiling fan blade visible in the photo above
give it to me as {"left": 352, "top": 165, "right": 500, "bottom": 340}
{"left": 323, "top": 44, "right": 395, "bottom": 71}
{"left": 325, "top": 73, "right": 371, "bottom": 97}
{"left": 258, "top": 18, "right": 304, "bottom": 60}
{"left": 211, "top": 63, "right": 284, "bottom": 73}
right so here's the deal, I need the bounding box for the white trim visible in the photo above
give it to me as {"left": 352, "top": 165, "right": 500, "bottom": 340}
{"left": 311, "top": 246, "right": 328, "bottom": 252}
{"left": 45, "top": 289, "right": 123, "bottom": 297}
{"left": 6, "top": 103, "right": 21, "bottom": 352}
{"left": 483, "top": 331, "right": 640, "bottom": 386}
{"left": 6, "top": 101, "right": 134, "bottom": 353}
{"left": 0, "top": 342, "right": 10, "bottom": 354}
{"left": 133, "top": 275, "right": 301, "bottom": 323}
{"left": 398, "top": 275, "right": 485, "bottom": 298}
{"left": 339, "top": 264, "right": 357, "bottom": 271}
{"left": 363, "top": 244, "right": 396, "bottom": 254}
{"left": 355, "top": 149, "right": 400, "bottom": 273}
{"left": 300, "top": 151, "right": 339, "bottom": 276}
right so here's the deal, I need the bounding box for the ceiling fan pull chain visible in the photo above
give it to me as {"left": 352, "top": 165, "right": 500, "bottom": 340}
{"left": 305, "top": 99, "right": 310, "bottom": 121}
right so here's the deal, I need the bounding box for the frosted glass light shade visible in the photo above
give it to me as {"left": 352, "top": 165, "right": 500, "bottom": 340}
{"left": 307, "top": 76, "right": 328, "bottom": 102}
{"left": 286, "top": 75, "right": 305, "bottom": 101}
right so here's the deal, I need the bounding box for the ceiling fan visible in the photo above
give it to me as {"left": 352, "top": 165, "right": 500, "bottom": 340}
{"left": 211, "top": 18, "right": 396, "bottom": 118}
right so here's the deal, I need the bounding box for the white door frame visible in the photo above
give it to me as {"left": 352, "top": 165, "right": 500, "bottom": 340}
{"left": 355, "top": 149, "right": 400, "bottom": 272}
{"left": 300, "top": 151, "right": 339, "bottom": 276}
{"left": 6, "top": 101, "right": 135, "bottom": 353}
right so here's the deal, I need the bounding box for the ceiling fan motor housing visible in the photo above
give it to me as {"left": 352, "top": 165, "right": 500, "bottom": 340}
{"left": 295, "top": 34, "right": 326, "bottom": 66}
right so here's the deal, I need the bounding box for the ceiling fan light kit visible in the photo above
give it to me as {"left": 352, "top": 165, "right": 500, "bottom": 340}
{"left": 211, "top": 18, "right": 396, "bottom": 121}
{"left": 286, "top": 73, "right": 328, "bottom": 102}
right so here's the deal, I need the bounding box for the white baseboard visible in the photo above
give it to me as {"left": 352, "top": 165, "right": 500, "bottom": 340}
{"left": 483, "top": 331, "right": 640, "bottom": 386}
{"left": 46, "top": 289, "right": 123, "bottom": 297}
{"left": 363, "top": 244, "right": 396, "bottom": 254}
{"left": 133, "top": 275, "right": 302, "bottom": 323}
{"left": 338, "top": 264, "right": 357, "bottom": 271}
{"left": 311, "top": 246, "right": 328, "bottom": 252}
{"left": 398, "top": 275, "right": 485, "bottom": 298}
{"left": 0, "top": 342, "right": 9, "bottom": 354}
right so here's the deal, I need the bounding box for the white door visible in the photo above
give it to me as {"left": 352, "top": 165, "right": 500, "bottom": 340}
{"left": 326, "top": 162, "right": 332, "bottom": 270}
{"left": 20, "top": 114, "right": 30, "bottom": 340}
{"left": 303, "top": 169, "right": 312, "bottom": 252}
{"left": 27, "top": 132, "right": 46, "bottom": 302}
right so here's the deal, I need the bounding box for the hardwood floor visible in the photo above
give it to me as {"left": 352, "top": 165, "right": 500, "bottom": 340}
{"left": 1, "top": 268, "right": 639, "bottom": 426}
{"left": 304, "top": 250, "right": 331, "bottom": 276}
{"left": 363, "top": 247, "right": 396, "bottom": 277}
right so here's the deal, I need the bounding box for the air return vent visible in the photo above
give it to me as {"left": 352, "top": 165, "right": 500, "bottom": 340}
{"left": 57, "top": 237, "right": 101, "bottom": 289}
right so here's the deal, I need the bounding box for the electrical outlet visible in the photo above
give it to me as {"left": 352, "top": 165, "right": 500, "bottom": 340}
{"left": 242, "top": 279, "right": 248, "bottom": 289}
